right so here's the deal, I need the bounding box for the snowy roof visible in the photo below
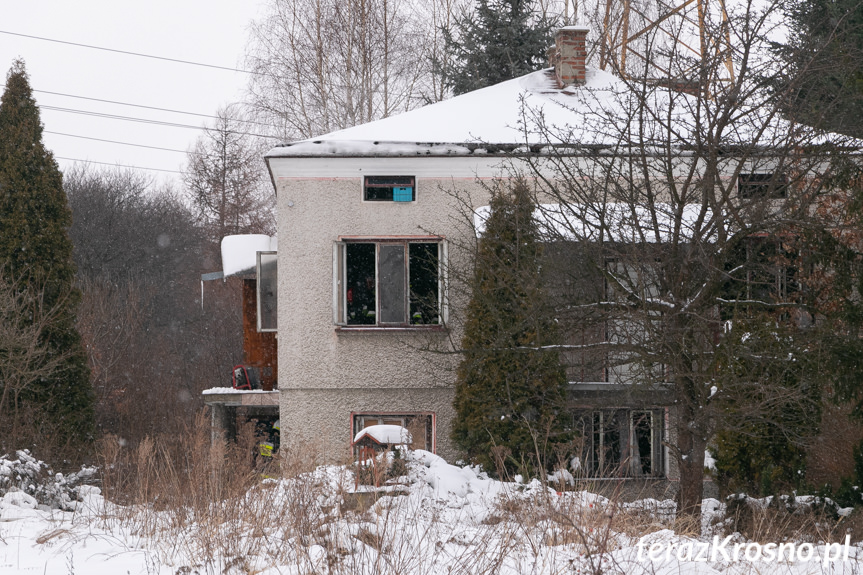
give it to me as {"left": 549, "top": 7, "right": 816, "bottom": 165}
{"left": 266, "top": 67, "right": 627, "bottom": 157}
{"left": 352, "top": 425, "right": 413, "bottom": 446}
{"left": 221, "top": 234, "right": 277, "bottom": 278}
{"left": 475, "top": 203, "right": 715, "bottom": 243}
{"left": 267, "top": 65, "right": 855, "bottom": 160}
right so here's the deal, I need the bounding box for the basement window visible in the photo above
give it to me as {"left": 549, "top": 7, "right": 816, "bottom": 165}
{"left": 738, "top": 173, "right": 787, "bottom": 199}
{"left": 364, "top": 176, "right": 416, "bottom": 202}
{"left": 334, "top": 239, "right": 444, "bottom": 327}
{"left": 352, "top": 412, "right": 435, "bottom": 452}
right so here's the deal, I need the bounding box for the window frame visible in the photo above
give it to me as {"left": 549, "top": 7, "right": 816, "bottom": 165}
{"left": 351, "top": 411, "right": 436, "bottom": 453}
{"left": 333, "top": 236, "right": 447, "bottom": 329}
{"left": 574, "top": 408, "right": 666, "bottom": 478}
{"left": 257, "top": 251, "right": 278, "bottom": 332}
{"left": 738, "top": 172, "right": 788, "bottom": 199}
{"left": 363, "top": 176, "right": 416, "bottom": 202}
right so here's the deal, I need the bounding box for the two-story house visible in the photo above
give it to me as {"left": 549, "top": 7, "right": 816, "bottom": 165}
{"left": 262, "top": 26, "right": 684, "bottom": 473}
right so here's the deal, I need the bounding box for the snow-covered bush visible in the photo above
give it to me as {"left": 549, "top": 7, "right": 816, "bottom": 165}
{"left": 0, "top": 449, "right": 97, "bottom": 510}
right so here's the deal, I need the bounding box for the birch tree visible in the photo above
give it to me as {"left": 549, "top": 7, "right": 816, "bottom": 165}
{"left": 245, "top": 0, "right": 465, "bottom": 140}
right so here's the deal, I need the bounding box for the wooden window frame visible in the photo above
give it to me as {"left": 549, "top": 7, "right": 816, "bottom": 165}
{"left": 363, "top": 176, "right": 416, "bottom": 202}
{"left": 333, "top": 237, "right": 447, "bottom": 329}
{"left": 350, "top": 411, "right": 436, "bottom": 453}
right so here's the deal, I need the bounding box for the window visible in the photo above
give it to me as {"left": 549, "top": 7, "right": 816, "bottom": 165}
{"left": 573, "top": 409, "right": 665, "bottom": 477}
{"left": 257, "top": 252, "right": 277, "bottom": 332}
{"left": 364, "top": 176, "right": 415, "bottom": 202}
{"left": 738, "top": 173, "right": 787, "bottom": 199}
{"left": 334, "top": 239, "right": 444, "bottom": 327}
{"left": 352, "top": 412, "right": 434, "bottom": 452}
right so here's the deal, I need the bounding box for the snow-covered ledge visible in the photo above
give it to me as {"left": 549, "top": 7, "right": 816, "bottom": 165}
{"left": 202, "top": 387, "right": 279, "bottom": 407}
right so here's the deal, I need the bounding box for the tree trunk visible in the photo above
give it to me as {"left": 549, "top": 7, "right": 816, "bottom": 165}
{"left": 675, "top": 401, "right": 706, "bottom": 519}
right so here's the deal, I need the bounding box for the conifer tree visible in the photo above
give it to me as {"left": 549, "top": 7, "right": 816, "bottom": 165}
{"left": 778, "top": 0, "right": 863, "bottom": 137}
{"left": 0, "top": 60, "right": 94, "bottom": 455}
{"left": 452, "top": 180, "right": 570, "bottom": 477}
{"left": 443, "top": 0, "right": 555, "bottom": 95}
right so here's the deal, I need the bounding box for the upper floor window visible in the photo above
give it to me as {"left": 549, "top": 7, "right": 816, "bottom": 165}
{"left": 738, "top": 172, "right": 787, "bottom": 199}
{"left": 364, "top": 176, "right": 415, "bottom": 202}
{"left": 334, "top": 239, "right": 444, "bottom": 327}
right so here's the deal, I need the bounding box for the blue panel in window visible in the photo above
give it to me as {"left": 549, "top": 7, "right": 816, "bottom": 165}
{"left": 393, "top": 187, "right": 413, "bottom": 202}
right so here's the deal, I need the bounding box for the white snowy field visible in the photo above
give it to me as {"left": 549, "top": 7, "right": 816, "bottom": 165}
{"left": 2, "top": 448, "right": 862, "bottom": 575}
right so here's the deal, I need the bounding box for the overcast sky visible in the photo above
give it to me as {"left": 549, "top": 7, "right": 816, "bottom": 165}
{"left": 0, "top": 0, "right": 266, "bottom": 186}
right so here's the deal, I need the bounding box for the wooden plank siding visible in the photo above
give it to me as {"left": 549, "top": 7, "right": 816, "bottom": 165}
{"left": 242, "top": 278, "right": 278, "bottom": 391}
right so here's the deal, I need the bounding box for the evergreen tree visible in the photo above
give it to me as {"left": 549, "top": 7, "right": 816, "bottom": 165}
{"left": 452, "top": 180, "right": 570, "bottom": 477}
{"left": 0, "top": 60, "right": 94, "bottom": 455}
{"left": 443, "top": 0, "right": 555, "bottom": 95}
{"left": 778, "top": 0, "right": 863, "bottom": 137}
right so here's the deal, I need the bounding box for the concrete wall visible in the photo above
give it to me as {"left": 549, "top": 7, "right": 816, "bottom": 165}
{"left": 269, "top": 155, "right": 508, "bottom": 462}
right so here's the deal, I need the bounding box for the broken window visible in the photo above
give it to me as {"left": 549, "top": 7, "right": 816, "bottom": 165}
{"left": 574, "top": 408, "right": 664, "bottom": 477}
{"left": 352, "top": 412, "right": 434, "bottom": 452}
{"left": 335, "top": 240, "right": 443, "bottom": 326}
{"left": 364, "top": 176, "right": 416, "bottom": 202}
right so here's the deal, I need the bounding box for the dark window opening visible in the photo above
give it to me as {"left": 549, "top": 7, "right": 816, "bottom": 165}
{"left": 721, "top": 237, "right": 798, "bottom": 319}
{"left": 738, "top": 173, "right": 787, "bottom": 199}
{"left": 364, "top": 176, "right": 416, "bottom": 202}
{"left": 632, "top": 411, "right": 653, "bottom": 476}
{"left": 340, "top": 241, "right": 441, "bottom": 326}
{"left": 576, "top": 409, "right": 664, "bottom": 478}
{"left": 409, "top": 243, "right": 439, "bottom": 325}
{"left": 346, "top": 243, "right": 377, "bottom": 325}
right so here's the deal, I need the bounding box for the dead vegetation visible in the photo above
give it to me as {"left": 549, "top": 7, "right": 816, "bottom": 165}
{"left": 86, "top": 417, "right": 863, "bottom": 574}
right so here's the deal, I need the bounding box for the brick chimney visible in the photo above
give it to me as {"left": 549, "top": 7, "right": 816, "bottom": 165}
{"left": 549, "top": 26, "right": 589, "bottom": 88}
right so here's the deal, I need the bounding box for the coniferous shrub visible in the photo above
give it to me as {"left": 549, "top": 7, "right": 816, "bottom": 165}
{"left": 452, "top": 179, "right": 571, "bottom": 478}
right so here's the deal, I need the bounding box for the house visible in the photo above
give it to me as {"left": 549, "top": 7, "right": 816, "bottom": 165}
{"left": 204, "top": 18, "right": 820, "bottom": 491}
{"left": 260, "top": 26, "right": 687, "bottom": 477}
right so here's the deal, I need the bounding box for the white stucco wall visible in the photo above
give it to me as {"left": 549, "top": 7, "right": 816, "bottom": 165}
{"left": 269, "top": 155, "right": 511, "bottom": 462}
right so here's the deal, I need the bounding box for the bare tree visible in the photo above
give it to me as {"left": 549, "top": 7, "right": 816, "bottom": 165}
{"left": 0, "top": 274, "right": 72, "bottom": 450}
{"left": 66, "top": 165, "right": 244, "bottom": 445}
{"left": 421, "top": 0, "right": 471, "bottom": 104}
{"left": 244, "top": 0, "right": 459, "bottom": 140}
{"left": 514, "top": 0, "right": 862, "bottom": 517}
{"left": 183, "top": 105, "right": 275, "bottom": 241}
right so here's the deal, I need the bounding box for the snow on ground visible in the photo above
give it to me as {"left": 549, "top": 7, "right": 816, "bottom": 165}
{"left": 2, "top": 449, "right": 862, "bottom": 574}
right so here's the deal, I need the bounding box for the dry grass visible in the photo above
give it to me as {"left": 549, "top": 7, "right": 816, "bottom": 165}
{"left": 90, "top": 418, "right": 861, "bottom": 574}
{"left": 723, "top": 495, "right": 853, "bottom": 546}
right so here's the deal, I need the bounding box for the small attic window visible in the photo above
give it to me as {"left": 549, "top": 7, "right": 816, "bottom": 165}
{"left": 364, "top": 176, "right": 415, "bottom": 202}
{"left": 738, "top": 173, "right": 787, "bottom": 199}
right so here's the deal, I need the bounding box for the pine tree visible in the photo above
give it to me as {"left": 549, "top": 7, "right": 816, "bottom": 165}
{"left": 452, "top": 180, "right": 570, "bottom": 477}
{"left": 778, "top": 0, "right": 863, "bottom": 137}
{"left": 0, "top": 60, "right": 94, "bottom": 455}
{"left": 443, "top": 0, "right": 555, "bottom": 95}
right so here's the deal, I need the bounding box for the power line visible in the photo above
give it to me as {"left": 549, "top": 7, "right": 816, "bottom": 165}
{"left": 28, "top": 87, "right": 272, "bottom": 128}
{"left": 39, "top": 104, "right": 279, "bottom": 139}
{"left": 33, "top": 88, "right": 226, "bottom": 120}
{"left": 0, "top": 29, "right": 257, "bottom": 75}
{"left": 55, "top": 157, "right": 183, "bottom": 174}
{"left": 45, "top": 130, "right": 201, "bottom": 155}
